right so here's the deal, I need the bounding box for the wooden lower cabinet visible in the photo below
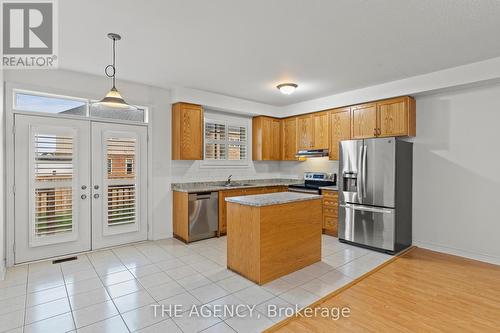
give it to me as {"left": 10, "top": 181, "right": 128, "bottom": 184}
{"left": 172, "top": 191, "right": 189, "bottom": 242}
{"left": 218, "top": 186, "right": 287, "bottom": 235}
{"left": 227, "top": 198, "right": 322, "bottom": 284}
{"left": 322, "top": 190, "right": 338, "bottom": 236}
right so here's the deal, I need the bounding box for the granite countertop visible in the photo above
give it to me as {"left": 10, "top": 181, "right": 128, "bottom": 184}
{"left": 171, "top": 178, "right": 302, "bottom": 193}
{"left": 225, "top": 191, "right": 322, "bottom": 207}
{"left": 319, "top": 186, "right": 338, "bottom": 191}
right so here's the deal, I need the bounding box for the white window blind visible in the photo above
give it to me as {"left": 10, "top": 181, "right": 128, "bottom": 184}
{"left": 204, "top": 120, "right": 247, "bottom": 161}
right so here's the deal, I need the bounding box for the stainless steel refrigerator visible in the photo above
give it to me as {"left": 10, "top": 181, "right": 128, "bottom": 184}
{"left": 338, "top": 137, "right": 412, "bottom": 254}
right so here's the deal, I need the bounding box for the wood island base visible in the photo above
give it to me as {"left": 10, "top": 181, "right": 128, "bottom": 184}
{"left": 226, "top": 198, "right": 322, "bottom": 285}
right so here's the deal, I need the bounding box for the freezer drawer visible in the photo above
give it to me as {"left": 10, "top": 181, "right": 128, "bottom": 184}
{"left": 338, "top": 203, "right": 395, "bottom": 252}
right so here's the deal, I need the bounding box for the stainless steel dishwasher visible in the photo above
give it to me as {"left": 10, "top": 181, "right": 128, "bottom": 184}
{"left": 188, "top": 192, "right": 219, "bottom": 241}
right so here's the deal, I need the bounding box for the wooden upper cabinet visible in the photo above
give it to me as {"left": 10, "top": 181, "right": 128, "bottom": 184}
{"left": 282, "top": 117, "right": 298, "bottom": 160}
{"left": 329, "top": 107, "right": 351, "bottom": 160}
{"left": 252, "top": 116, "right": 281, "bottom": 160}
{"left": 297, "top": 115, "right": 314, "bottom": 149}
{"left": 351, "top": 103, "right": 378, "bottom": 139}
{"left": 313, "top": 112, "right": 329, "bottom": 149}
{"left": 377, "top": 96, "right": 416, "bottom": 137}
{"left": 172, "top": 102, "right": 203, "bottom": 160}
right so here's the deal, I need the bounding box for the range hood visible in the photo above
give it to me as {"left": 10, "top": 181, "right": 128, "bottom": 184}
{"left": 295, "top": 148, "right": 329, "bottom": 158}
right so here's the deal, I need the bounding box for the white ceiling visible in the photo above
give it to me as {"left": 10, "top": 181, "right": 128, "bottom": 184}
{"left": 59, "top": 0, "right": 500, "bottom": 106}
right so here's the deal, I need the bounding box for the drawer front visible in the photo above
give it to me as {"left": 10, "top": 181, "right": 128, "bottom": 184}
{"left": 323, "top": 199, "right": 338, "bottom": 207}
{"left": 322, "top": 190, "right": 338, "bottom": 198}
{"left": 323, "top": 207, "right": 338, "bottom": 217}
{"left": 323, "top": 216, "right": 338, "bottom": 231}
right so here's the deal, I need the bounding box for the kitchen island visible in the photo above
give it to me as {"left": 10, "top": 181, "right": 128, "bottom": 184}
{"left": 226, "top": 192, "right": 322, "bottom": 285}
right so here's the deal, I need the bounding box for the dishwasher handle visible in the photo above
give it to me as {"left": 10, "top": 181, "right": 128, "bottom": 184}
{"left": 189, "top": 192, "right": 217, "bottom": 201}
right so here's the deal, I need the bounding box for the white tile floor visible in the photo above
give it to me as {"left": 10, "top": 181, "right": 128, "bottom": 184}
{"left": 0, "top": 235, "right": 392, "bottom": 333}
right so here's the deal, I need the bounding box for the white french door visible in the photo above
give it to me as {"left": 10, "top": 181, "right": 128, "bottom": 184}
{"left": 91, "top": 122, "right": 148, "bottom": 249}
{"left": 14, "top": 115, "right": 148, "bottom": 263}
{"left": 14, "top": 115, "right": 91, "bottom": 263}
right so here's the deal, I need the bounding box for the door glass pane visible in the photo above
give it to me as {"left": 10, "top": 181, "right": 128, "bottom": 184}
{"left": 15, "top": 92, "right": 87, "bottom": 116}
{"left": 33, "top": 132, "right": 74, "bottom": 239}
{"left": 108, "top": 185, "right": 136, "bottom": 226}
{"left": 34, "top": 134, "right": 73, "bottom": 181}
{"left": 107, "top": 137, "right": 137, "bottom": 226}
{"left": 35, "top": 188, "right": 73, "bottom": 236}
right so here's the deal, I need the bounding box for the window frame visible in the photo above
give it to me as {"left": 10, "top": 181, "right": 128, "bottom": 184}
{"left": 202, "top": 116, "right": 249, "bottom": 167}
{"left": 12, "top": 89, "right": 149, "bottom": 124}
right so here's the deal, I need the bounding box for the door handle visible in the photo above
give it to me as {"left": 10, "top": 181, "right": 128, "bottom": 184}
{"left": 94, "top": 185, "right": 100, "bottom": 190}
{"left": 356, "top": 146, "right": 363, "bottom": 201}
{"left": 340, "top": 204, "right": 393, "bottom": 214}
{"left": 81, "top": 194, "right": 87, "bottom": 200}
{"left": 81, "top": 185, "right": 87, "bottom": 190}
{"left": 93, "top": 194, "right": 100, "bottom": 199}
{"left": 362, "top": 145, "right": 367, "bottom": 198}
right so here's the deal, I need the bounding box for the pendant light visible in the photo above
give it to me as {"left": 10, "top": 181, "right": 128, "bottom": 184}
{"left": 92, "top": 33, "right": 137, "bottom": 111}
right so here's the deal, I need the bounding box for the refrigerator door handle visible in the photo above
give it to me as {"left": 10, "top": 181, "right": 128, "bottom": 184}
{"left": 340, "top": 203, "right": 393, "bottom": 214}
{"left": 356, "top": 145, "right": 363, "bottom": 201}
{"left": 362, "top": 145, "right": 367, "bottom": 198}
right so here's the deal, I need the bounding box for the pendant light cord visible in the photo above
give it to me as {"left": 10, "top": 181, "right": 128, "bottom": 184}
{"left": 112, "top": 37, "right": 116, "bottom": 88}
{"left": 104, "top": 36, "right": 117, "bottom": 89}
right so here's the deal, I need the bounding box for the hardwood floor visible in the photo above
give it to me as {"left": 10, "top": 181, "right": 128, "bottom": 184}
{"left": 266, "top": 248, "right": 500, "bottom": 332}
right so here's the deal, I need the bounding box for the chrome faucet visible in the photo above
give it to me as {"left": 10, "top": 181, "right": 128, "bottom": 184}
{"left": 225, "top": 175, "right": 232, "bottom": 186}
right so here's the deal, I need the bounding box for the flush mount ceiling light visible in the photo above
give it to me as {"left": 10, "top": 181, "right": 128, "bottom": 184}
{"left": 92, "top": 33, "right": 137, "bottom": 111}
{"left": 277, "top": 83, "right": 298, "bottom": 95}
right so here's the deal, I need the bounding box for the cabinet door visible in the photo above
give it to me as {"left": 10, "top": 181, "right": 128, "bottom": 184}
{"left": 252, "top": 117, "right": 281, "bottom": 161}
{"left": 282, "top": 117, "right": 297, "bottom": 160}
{"left": 329, "top": 108, "right": 351, "bottom": 160}
{"left": 172, "top": 103, "right": 203, "bottom": 160}
{"left": 313, "top": 112, "right": 329, "bottom": 149}
{"left": 271, "top": 119, "right": 281, "bottom": 160}
{"left": 351, "top": 103, "right": 377, "bottom": 139}
{"left": 378, "top": 97, "right": 416, "bottom": 137}
{"left": 297, "top": 115, "right": 314, "bottom": 149}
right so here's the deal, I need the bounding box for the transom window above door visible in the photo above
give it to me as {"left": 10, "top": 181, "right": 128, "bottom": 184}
{"left": 204, "top": 118, "right": 248, "bottom": 163}
{"left": 13, "top": 90, "right": 148, "bottom": 123}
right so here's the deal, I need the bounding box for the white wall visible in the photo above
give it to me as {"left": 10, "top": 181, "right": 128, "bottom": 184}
{"left": 0, "top": 69, "right": 5, "bottom": 278}
{"left": 3, "top": 69, "right": 172, "bottom": 245}
{"left": 412, "top": 83, "right": 500, "bottom": 264}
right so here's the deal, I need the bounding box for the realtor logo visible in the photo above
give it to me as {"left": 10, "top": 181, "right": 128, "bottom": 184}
{"left": 2, "top": 0, "right": 58, "bottom": 68}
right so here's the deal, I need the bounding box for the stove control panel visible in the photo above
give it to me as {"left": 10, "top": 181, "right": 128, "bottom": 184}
{"left": 304, "top": 172, "right": 336, "bottom": 181}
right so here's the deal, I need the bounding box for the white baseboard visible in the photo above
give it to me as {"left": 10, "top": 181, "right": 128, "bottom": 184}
{"left": 413, "top": 240, "right": 500, "bottom": 266}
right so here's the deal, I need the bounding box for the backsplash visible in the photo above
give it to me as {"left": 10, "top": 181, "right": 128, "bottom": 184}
{"left": 171, "top": 160, "right": 283, "bottom": 183}
{"left": 171, "top": 157, "right": 339, "bottom": 183}
{"left": 280, "top": 157, "right": 339, "bottom": 179}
